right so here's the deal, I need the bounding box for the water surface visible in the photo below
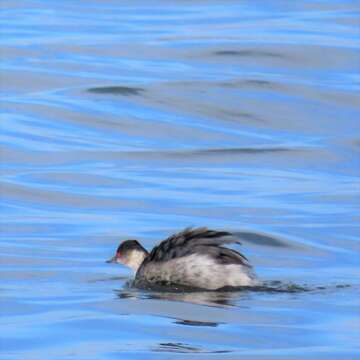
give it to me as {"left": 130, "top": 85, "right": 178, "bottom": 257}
{"left": 1, "top": 1, "right": 360, "bottom": 359}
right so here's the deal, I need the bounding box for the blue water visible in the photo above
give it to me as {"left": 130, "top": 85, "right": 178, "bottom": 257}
{"left": 1, "top": 1, "right": 360, "bottom": 359}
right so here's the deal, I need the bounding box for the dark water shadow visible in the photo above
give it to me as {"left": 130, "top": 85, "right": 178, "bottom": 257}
{"left": 153, "top": 342, "right": 231, "bottom": 354}
{"left": 221, "top": 79, "right": 277, "bottom": 89}
{"left": 87, "top": 86, "right": 145, "bottom": 96}
{"left": 214, "top": 49, "right": 284, "bottom": 58}
{"left": 220, "top": 109, "right": 265, "bottom": 123}
{"left": 233, "top": 231, "right": 290, "bottom": 248}
{"left": 192, "top": 147, "right": 293, "bottom": 155}
{"left": 174, "top": 319, "right": 219, "bottom": 327}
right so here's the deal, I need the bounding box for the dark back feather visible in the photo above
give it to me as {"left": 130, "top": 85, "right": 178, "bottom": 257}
{"left": 144, "top": 227, "right": 249, "bottom": 267}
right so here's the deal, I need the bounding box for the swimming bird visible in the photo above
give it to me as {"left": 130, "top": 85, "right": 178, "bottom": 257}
{"left": 107, "top": 227, "right": 258, "bottom": 290}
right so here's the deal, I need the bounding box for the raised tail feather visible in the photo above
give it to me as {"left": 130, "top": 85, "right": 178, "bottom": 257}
{"left": 147, "top": 227, "right": 246, "bottom": 263}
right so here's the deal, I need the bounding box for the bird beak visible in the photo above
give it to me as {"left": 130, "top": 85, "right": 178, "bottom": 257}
{"left": 106, "top": 255, "right": 117, "bottom": 263}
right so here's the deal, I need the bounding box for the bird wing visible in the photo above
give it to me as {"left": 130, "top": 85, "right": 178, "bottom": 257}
{"left": 145, "top": 227, "right": 250, "bottom": 266}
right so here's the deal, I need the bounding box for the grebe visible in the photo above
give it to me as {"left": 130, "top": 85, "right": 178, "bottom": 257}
{"left": 107, "top": 227, "right": 258, "bottom": 290}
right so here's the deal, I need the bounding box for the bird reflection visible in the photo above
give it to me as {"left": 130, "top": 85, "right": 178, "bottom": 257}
{"left": 114, "top": 280, "right": 311, "bottom": 307}
{"left": 115, "top": 283, "right": 246, "bottom": 307}
{"left": 145, "top": 290, "right": 239, "bottom": 307}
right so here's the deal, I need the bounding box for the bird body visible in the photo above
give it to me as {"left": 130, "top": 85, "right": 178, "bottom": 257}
{"left": 108, "top": 227, "right": 258, "bottom": 290}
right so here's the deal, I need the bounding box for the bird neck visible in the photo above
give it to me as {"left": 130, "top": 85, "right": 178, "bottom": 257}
{"left": 126, "top": 249, "right": 148, "bottom": 272}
